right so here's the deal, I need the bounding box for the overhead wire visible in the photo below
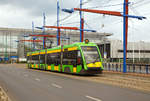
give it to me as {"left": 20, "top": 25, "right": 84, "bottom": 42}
{"left": 82, "top": 0, "right": 93, "bottom": 5}
{"left": 84, "top": 21, "right": 93, "bottom": 29}
{"left": 81, "top": 0, "right": 124, "bottom": 31}
{"left": 91, "top": 0, "right": 113, "bottom": 5}
{"left": 60, "top": 21, "right": 80, "bottom": 26}
{"left": 132, "top": 0, "right": 147, "bottom": 5}
{"left": 53, "top": 0, "right": 79, "bottom": 26}
{"left": 57, "top": 0, "right": 92, "bottom": 27}
{"left": 132, "top": 0, "right": 150, "bottom": 8}
{"left": 84, "top": 3, "right": 123, "bottom": 9}
{"left": 129, "top": 5, "right": 141, "bottom": 15}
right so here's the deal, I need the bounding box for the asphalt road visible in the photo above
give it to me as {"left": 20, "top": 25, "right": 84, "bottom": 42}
{"left": 0, "top": 65, "right": 150, "bottom": 101}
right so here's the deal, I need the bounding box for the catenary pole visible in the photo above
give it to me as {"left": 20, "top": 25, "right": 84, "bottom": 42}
{"left": 57, "top": 0, "right": 60, "bottom": 46}
{"left": 32, "top": 21, "right": 36, "bottom": 50}
{"left": 43, "top": 13, "right": 46, "bottom": 49}
{"left": 123, "top": 0, "right": 128, "bottom": 73}
{"left": 80, "top": 0, "right": 83, "bottom": 42}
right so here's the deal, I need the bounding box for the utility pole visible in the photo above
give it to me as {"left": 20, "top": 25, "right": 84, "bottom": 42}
{"left": 5, "top": 32, "right": 8, "bottom": 60}
{"left": 9, "top": 32, "right": 11, "bottom": 62}
{"left": 43, "top": 13, "right": 46, "bottom": 49}
{"left": 32, "top": 21, "right": 35, "bottom": 50}
{"left": 80, "top": 0, "right": 84, "bottom": 42}
{"left": 123, "top": 0, "right": 128, "bottom": 73}
{"left": 57, "top": 0, "right": 61, "bottom": 46}
{"left": 2, "top": 32, "right": 4, "bottom": 60}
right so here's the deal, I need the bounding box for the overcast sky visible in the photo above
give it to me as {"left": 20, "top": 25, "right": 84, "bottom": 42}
{"left": 0, "top": 0, "right": 150, "bottom": 42}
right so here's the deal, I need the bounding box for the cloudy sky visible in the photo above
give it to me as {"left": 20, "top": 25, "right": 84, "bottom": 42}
{"left": 0, "top": 0, "right": 150, "bottom": 42}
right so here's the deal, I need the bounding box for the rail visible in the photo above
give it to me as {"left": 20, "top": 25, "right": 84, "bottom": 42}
{"left": 103, "top": 63, "right": 150, "bottom": 74}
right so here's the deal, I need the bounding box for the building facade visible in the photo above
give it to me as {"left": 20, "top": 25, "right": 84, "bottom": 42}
{"left": 0, "top": 27, "right": 111, "bottom": 61}
{"left": 98, "top": 39, "right": 150, "bottom": 63}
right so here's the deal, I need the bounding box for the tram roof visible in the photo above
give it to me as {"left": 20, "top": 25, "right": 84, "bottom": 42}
{"left": 27, "top": 42, "right": 97, "bottom": 55}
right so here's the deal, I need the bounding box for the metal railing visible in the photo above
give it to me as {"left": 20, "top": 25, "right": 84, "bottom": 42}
{"left": 103, "top": 63, "right": 150, "bottom": 74}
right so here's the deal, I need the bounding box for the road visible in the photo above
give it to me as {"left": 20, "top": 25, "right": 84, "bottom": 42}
{"left": 0, "top": 64, "right": 150, "bottom": 101}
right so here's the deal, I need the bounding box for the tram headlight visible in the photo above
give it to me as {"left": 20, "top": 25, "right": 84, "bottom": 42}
{"left": 85, "top": 39, "right": 89, "bottom": 44}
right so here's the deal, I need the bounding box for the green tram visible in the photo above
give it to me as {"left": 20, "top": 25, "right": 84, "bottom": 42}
{"left": 27, "top": 40, "right": 103, "bottom": 74}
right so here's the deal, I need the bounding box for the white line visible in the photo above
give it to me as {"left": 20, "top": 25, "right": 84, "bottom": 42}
{"left": 35, "top": 78, "right": 40, "bottom": 81}
{"left": 51, "top": 83, "right": 62, "bottom": 89}
{"left": 85, "top": 95, "right": 102, "bottom": 101}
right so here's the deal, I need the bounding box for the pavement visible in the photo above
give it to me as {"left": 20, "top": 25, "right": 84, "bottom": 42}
{"left": 0, "top": 64, "right": 150, "bottom": 101}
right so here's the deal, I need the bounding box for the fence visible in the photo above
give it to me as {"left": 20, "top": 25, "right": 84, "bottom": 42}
{"left": 103, "top": 63, "right": 150, "bottom": 74}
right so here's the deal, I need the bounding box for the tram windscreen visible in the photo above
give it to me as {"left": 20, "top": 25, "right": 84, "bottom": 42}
{"left": 81, "top": 46, "right": 100, "bottom": 64}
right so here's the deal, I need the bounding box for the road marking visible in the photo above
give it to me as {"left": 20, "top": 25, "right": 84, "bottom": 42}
{"left": 35, "top": 78, "right": 40, "bottom": 81}
{"left": 85, "top": 95, "right": 102, "bottom": 101}
{"left": 51, "top": 83, "right": 62, "bottom": 89}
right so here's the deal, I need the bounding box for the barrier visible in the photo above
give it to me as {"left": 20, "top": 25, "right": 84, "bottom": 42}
{"left": 103, "top": 63, "right": 149, "bottom": 74}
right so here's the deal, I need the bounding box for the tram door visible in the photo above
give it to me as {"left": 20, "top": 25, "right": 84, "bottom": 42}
{"left": 60, "top": 45, "right": 63, "bottom": 72}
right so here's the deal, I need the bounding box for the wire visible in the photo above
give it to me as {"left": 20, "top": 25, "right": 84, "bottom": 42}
{"left": 84, "top": 21, "right": 93, "bottom": 29}
{"left": 82, "top": 0, "right": 93, "bottom": 5}
{"left": 129, "top": 6, "right": 141, "bottom": 15}
{"left": 92, "top": 0, "right": 112, "bottom": 4}
{"left": 101, "top": 20, "right": 122, "bottom": 29}
{"left": 54, "top": 12, "right": 78, "bottom": 26}
{"left": 132, "top": 0, "right": 150, "bottom": 8}
{"left": 85, "top": 3, "right": 123, "bottom": 9}
{"left": 59, "top": 14, "right": 72, "bottom": 22}
{"left": 60, "top": 21, "right": 80, "bottom": 25}
{"left": 132, "top": 0, "right": 147, "bottom": 5}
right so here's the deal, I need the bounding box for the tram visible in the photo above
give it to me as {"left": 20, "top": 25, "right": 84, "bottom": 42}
{"left": 27, "top": 39, "right": 103, "bottom": 74}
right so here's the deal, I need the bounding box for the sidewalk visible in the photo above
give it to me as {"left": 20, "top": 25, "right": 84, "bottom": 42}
{"left": 98, "top": 71, "right": 150, "bottom": 93}
{"left": 104, "top": 70, "right": 150, "bottom": 77}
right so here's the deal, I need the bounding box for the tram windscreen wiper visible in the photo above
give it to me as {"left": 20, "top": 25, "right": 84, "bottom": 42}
{"left": 93, "top": 56, "right": 100, "bottom": 63}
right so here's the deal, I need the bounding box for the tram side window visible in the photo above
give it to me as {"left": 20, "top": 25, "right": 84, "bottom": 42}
{"left": 63, "top": 50, "right": 77, "bottom": 66}
{"left": 32, "top": 55, "right": 39, "bottom": 64}
{"left": 40, "top": 54, "right": 45, "bottom": 64}
{"left": 47, "top": 52, "right": 60, "bottom": 66}
{"left": 47, "top": 54, "right": 52, "bottom": 65}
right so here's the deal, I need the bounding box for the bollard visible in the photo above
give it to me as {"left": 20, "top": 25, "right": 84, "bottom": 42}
{"left": 133, "top": 64, "right": 135, "bottom": 73}
{"left": 102, "top": 63, "right": 105, "bottom": 70}
{"left": 146, "top": 65, "right": 149, "bottom": 74}
{"left": 106, "top": 63, "right": 108, "bottom": 70}
{"left": 128, "top": 64, "right": 130, "bottom": 72}
{"left": 116, "top": 64, "right": 118, "bottom": 72}
{"left": 104, "top": 63, "right": 106, "bottom": 70}
{"left": 139, "top": 65, "right": 142, "bottom": 73}
{"left": 112, "top": 64, "right": 114, "bottom": 71}
{"left": 120, "top": 64, "right": 122, "bottom": 72}
{"left": 103, "top": 63, "right": 105, "bottom": 70}
{"left": 108, "top": 63, "right": 110, "bottom": 71}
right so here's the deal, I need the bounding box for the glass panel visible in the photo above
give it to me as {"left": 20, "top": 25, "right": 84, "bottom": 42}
{"left": 81, "top": 46, "right": 100, "bottom": 64}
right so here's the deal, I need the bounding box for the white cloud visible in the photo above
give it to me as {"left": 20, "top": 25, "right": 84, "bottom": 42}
{"left": 0, "top": 0, "right": 149, "bottom": 42}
